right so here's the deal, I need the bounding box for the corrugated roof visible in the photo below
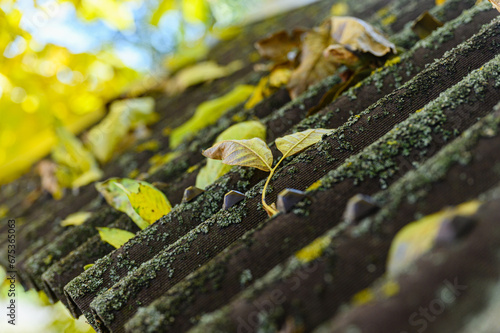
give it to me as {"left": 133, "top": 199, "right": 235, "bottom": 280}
{"left": 2, "top": 0, "right": 500, "bottom": 332}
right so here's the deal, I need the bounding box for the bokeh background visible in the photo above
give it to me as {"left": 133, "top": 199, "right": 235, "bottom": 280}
{"left": 0, "top": 0, "right": 312, "bottom": 331}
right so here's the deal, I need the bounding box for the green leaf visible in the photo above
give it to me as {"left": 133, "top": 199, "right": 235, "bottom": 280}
{"left": 97, "top": 227, "right": 135, "bottom": 249}
{"left": 387, "top": 201, "right": 480, "bottom": 277}
{"left": 275, "top": 128, "right": 335, "bottom": 157}
{"left": 86, "top": 97, "right": 157, "bottom": 163}
{"left": 60, "top": 211, "right": 93, "bottom": 227}
{"left": 95, "top": 178, "right": 171, "bottom": 230}
{"left": 202, "top": 137, "right": 273, "bottom": 172}
{"left": 169, "top": 84, "right": 254, "bottom": 148}
{"left": 196, "top": 120, "right": 267, "bottom": 189}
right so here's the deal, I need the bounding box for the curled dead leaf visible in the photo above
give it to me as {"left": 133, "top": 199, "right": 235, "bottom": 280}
{"left": 323, "top": 44, "right": 360, "bottom": 68}
{"left": 329, "top": 16, "right": 396, "bottom": 56}
{"left": 254, "top": 28, "right": 307, "bottom": 64}
{"left": 202, "top": 138, "right": 273, "bottom": 172}
{"left": 287, "top": 22, "right": 339, "bottom": 99}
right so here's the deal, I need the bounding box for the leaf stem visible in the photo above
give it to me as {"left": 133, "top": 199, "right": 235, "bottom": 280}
{"left": 261, "top": 153, "right": 288, "bottom": 216}
{"left": 261, "top": 133, "right": 314, "bottom": 216}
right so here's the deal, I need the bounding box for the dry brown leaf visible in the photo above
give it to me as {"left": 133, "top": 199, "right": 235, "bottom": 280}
{"left": 488, "top": 0, "right": 500, "bottom": 12}
{"left": 202, "top": 138, "right": 273, "bottom": 171}
{"left": 254, "top": 28, "right": 307, "bottom": 64}
{"left": 287, "top": 22, "right": 339, "bottom": 99}
{"left": 329, "top": 16, "right": 396, "bottom": 56}
{"left": 323, "top": 44, "right": 360, "bottom": 68}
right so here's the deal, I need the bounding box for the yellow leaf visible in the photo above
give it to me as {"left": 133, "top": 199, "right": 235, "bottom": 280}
{"left": 116, "top": 181, "right": 171, "bottom": 226}
{"left": 52, "top": 126, "right": 103, "bottom": 189}
{"left": 275, "top": 128, "right": 335, "bottom": 157}
{"left": 60, "top": 211, "right": 93, "bottom": 227}
{"left": 210, "top": 25, "right": 242, "bottom": 41}
{"left": 202, "top": 138, "right": 273, "bottom": 172}
{"left": 83, "top": 264, "right": 94, "bottom": 270}
{"left": 169, "top": 84, "right": 254, "bottom": 148}
{"left": 196, "top": 120, "right": 267, "bottom": 189}
{"left": 244, "top": 76, "right": 271, "bottom": 109}
{"left": 169, "top": 60, "right": 243, "bottom": 94}
{"left": 387, "top": 201, "right": 481, "bottom": 277}
{"left": 86, "top": 97, "right": 157, "bottom": 163}
{"left": 96, "top": 178, "right": 171, "bottom": 230}
{"left": 97, "top": 227, "right": 135, "bottom": 249}
{"left": 163, "top": 41, "right": 209, "bottom": 73}
{"left": 330, "top": 3, "right": 349, "bottom": 16}
{"left": 436, "top": 0, "right": 447, "bottom": 4}
{"left": 295, "top": 235, "right": 331, "bottom": 263}
{"left": 329, "top": 16, "right": 396, "bottom": 56}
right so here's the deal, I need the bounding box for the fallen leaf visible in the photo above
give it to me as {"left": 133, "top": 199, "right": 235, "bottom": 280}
{"left": 97, "top": 227, "right": 135, "bottom": 249}
{"left": 254, "top": 29, "right": 306, "bottom": 64}
{"left": 170, "top": 84, "right": 254, "bottom": 148}
{"left": 36, "top": 159, "right": 63, "bottom": 200}
{"left": 202, "top": 138, "right": 273, "bottom": 172}
{"left": 244, "top": 76, "right": 272, "bottom": 109}
{"left": 330, "top": 2, "right": 349, "bottom": 16}
{"left": 52, "top": 126, "right": 103, "bottom": 190}
{"left": 287, "top": 17, "right": 395, "bottom": 99}
{"left": 323, "top": 44, "right": 360, "bottom": 68}
{"left": 269, "top": 67, "right": 293, "bottom": 87}
{"left": 196, "top": 120, "right": 267, "bottom": 189}
{"left": 86, "top": 97, "right": 157, "bottom": 163}
{"left": 147, "top": 151, "right": 182, "bottom": 175}
{"left": 411, "top": 11, "right": 444, "bottom": 39}
{"left": 83, "top": 264, "right": 94, "bottom": 270}
{"left": 96, "top": 178, "right": 171, "bottom": 230}
{"left": 60, "top": 211, "right": 93, "bottom": 227}
{"left": 163, "top": 40, "right": 209, "bottom": 73}
{"left": 287, "top": 22, "right": 339, "bottom": 99}
{"left": 275, "top": 128, "right": 335, "bottom": 157}
{"left": 169, "top": 60, "right": 244, "bottom": 94}
{"left": 488, "top": 0, "right": 500, "bottom": 12}
{"left": 329, "top": 16, "right": 396, "bottom": 56}
{"left": 386, "top": 201, "right": 480, "bottom": 277}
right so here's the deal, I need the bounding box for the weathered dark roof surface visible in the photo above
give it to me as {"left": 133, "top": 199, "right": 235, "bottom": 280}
{"left": 2, "top": 0, "right": 500, "bottom": 332}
